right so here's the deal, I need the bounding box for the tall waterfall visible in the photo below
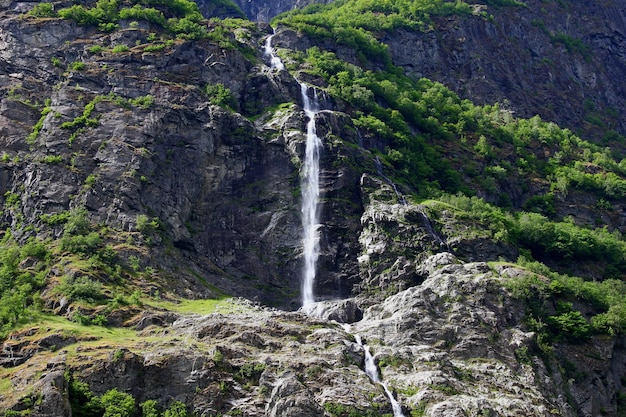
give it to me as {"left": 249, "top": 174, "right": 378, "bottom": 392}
{"left": 264, "top": 32, "right": 321, "bottom": 307}
{"left": 299, "top": 84, "right": 322, "bottom": 307}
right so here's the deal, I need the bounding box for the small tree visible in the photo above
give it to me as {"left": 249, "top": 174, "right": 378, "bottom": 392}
{"left": 101, "top": 388, "right": 136, "bottom": 417}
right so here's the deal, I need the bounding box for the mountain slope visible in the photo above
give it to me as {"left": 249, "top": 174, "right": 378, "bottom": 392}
{"left": 1, "top": 0, "right": 626, "bottom": 416}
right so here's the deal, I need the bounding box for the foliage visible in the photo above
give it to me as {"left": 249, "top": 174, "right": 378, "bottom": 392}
{"left": 56, "top": 275, "right": 105, "bottom": 303}
{"left": 513, "top": 212, "right": 626, "bottom": 269}
{"left": 70, "top": 61, "right": 87, "bottom": 71}
{"left": 140, "top": 400, "right": 161, "bottom": 417}
{"left": 60, "top": 96, "right": 102, "bottom": 141}
{"left": 119, "top": 5, "right": 166, "bottom": 26}
{"left": 28, "top": 2, "right": 56, "bottom": 18}
{"left": 101, "top": 389, "right": 136, "bottom": 417}
{"left": 56, "top": 0, "right": 212, "bottom": 40}
{"left": 136, "top": 214, "right": 162, "bottom": 235}
{"left": 111, "top": 44, "right": 130, "bottom": 53}
{"left": 0, "top": 236, "right": 47, "bottom": 336}
{"left": 204, "top": 83, "right": 234, "bottom": 108}
{"left": 323, "top": 401, "right": 382, "bottom": 417}
{"left": 163, "top": 401, "right": 192, "bottom": 417}
{"left": 551, "top": 33, "right": 591, "bottom": 59}
{"left": 274, "top": 0, "right": 478, "bottom": 63}
{"left": 27, "top": 99, "right": 53, "bottom": 145}
{"left": 66, "top": 372, "right": 104, "bottom": 417}
{"left": 505, "top": 256, "right": 626, "bottom": 341}
{"left": 129, "top": 95, "right": 154, "bottom": 109}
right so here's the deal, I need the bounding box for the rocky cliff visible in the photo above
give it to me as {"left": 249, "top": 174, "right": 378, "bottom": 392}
{"left": 1, "top": 0, "right": 626, "bottom": 416}
{"left": 383, "top": 0, "right": 626, "bottom": 144}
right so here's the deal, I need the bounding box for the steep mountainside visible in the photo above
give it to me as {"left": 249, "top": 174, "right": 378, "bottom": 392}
{"left": 384, "top": 0, "right": 626, "bottom": 143}
{"left": 1, "top": 0, "right": 626, "bottom": 416}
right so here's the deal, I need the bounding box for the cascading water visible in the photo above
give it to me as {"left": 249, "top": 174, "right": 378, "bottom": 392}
{"left": 299, "top": 84, "right": 322, "bottom": 307}
{"left": 263, "top": 30, "right": 285, "bottom": 71}
{"left": 264, "top": 32, "right": 321, "bottom": 307}
{"left": 337, "top": 325, "right": 405, "bottom": 417}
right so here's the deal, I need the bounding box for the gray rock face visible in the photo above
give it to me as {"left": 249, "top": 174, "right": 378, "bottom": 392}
{"left": 0, "top": 9, "right": 363, "bottom": 307}
{"left": 230, "top": 0, "right": 331, "bottom": 22}
{"left": 383, "top": 0, "right": 626, "bottom": 140}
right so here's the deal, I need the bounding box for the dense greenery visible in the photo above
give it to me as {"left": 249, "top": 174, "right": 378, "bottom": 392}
{"left": 29, "top": 0, "right": 243, "bottom": 40}
{"left": 0, "top": 206, "right": 148, "bottom": 336}
{"left": 274, "top": 0, "right": 479, "bottom": 64}
{"left": 0, "top": 235, "right": 48, "bottom": 336}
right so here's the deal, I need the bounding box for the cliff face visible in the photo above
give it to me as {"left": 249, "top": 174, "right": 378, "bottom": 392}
{"left": 229, "top": 0, "right": 330, "bottom": 22}
{"left": 384, "top": 0, "right": 626, "bottom": 142}
{"left": 2, "top": 1, "right": 626, "bottom": 417}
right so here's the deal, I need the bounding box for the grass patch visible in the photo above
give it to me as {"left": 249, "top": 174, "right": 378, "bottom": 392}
{"left": 149, "top": 297, "right": 251, "bottom": 315}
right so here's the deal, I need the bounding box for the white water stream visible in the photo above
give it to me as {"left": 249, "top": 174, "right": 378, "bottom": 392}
{"left": 346, "top": 326, "right": 406, "bottom": 417}
{"left": 263, "top": 31, "right": 285, "bottom": 71}
{"left": 299, "top": 84, "right": 322, "bottom": 307}
{"left": 264, "top": 31, "right": 320, "bottom": 307}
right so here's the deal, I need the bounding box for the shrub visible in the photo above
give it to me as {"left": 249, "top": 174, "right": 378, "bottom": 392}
{"left": 119, "top": 5, "right": 166, "bottom": 26}
{"left": 136, "top": 215, "right": 161, "bottom": 235}
{"left": 163, "top": 401, "right": 191, "bottom": 417}
{"left": 88, "top": 45, "right": 105, "bottom": 54}
{"left": 129, "top": 95, "right": 154, "bottom": 109}
{"left": 63, "top": 208, "right": 91, "bottom": 236}
{"left": 204, "top": 84, "right": 233, "bottom": 108}
{"left": 140, "top": 400, "right": 160, "bottom": 417}
{"left": 143, "top": 43, "right": 166, "bottom": 52}
{"left": 60, "top": 232, "right": 102, "bottom": 254}
{"left": 56, "top": 275, "right": 104, "bottom": 303}
{"left": 168, "top": 17, "right": 208, "bottom": 40}
{"left": 101, "top": 389, "right": 136, "bottom": 417}
{"left": 67, "top": 375, "right": 104, "bottom": 417}
{"left": 547, "top": 309, "right": 591, "bottom": 342}
{"left": 70, "top": 61, "right": 86, "bottom": 71}
{"left": 28, "top": 2, "right": 56, "bottom": 18}
{"left": 111, "top": 44, "right": 130, "bottom": 53}
{"left": 58, "top": 5, "right": 99, "bottom": 26}
{"left": 41, "top": 155, "right": 63, "bottom": 164}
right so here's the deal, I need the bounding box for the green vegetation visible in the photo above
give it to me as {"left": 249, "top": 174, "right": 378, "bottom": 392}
{"left": 111, "top": 44, "right": 130, "bottom": 53}
{"left": 204, "top": 83, "right": 234, "bottom": 108}
{"left": 430, "top": 193, "right": 626, "bottom": 341}
{"left": 324, "top": 401, "right": 390, "bottom": 417}
{"left": 0, "top": 235, "right": 48, "bottom": 336}
{"left": 274, "top": 0, "right": 478, "bottom": 64}
{"left": 27, "top": 2, "right": 56, "bottom": 18}
{"left": 27, "top": 99, "right": 53, "bottom": 145}
{"left": 54, "top": 0, "right": 214, "bottom": 40}
{"left": 69, "top": 61, "right": 87, "bottom": 71}
{"left": 551, "top": 33, "right": 591, "bottom": 59}
{"left": 64, "top": 372, "right": 195, "bottom": 417}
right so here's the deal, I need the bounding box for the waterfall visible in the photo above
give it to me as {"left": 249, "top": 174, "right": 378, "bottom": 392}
{"left": 299, "top": 84, "right": 322, "bottom": 307}
{"left": 335, "top": 325, "right": 405, "bottom": 417}
{"left": 264, "top": 32, "right": 321, "bottom": 307}
{"left": 263, "top": 30, "right": 285, "bottom": 71}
